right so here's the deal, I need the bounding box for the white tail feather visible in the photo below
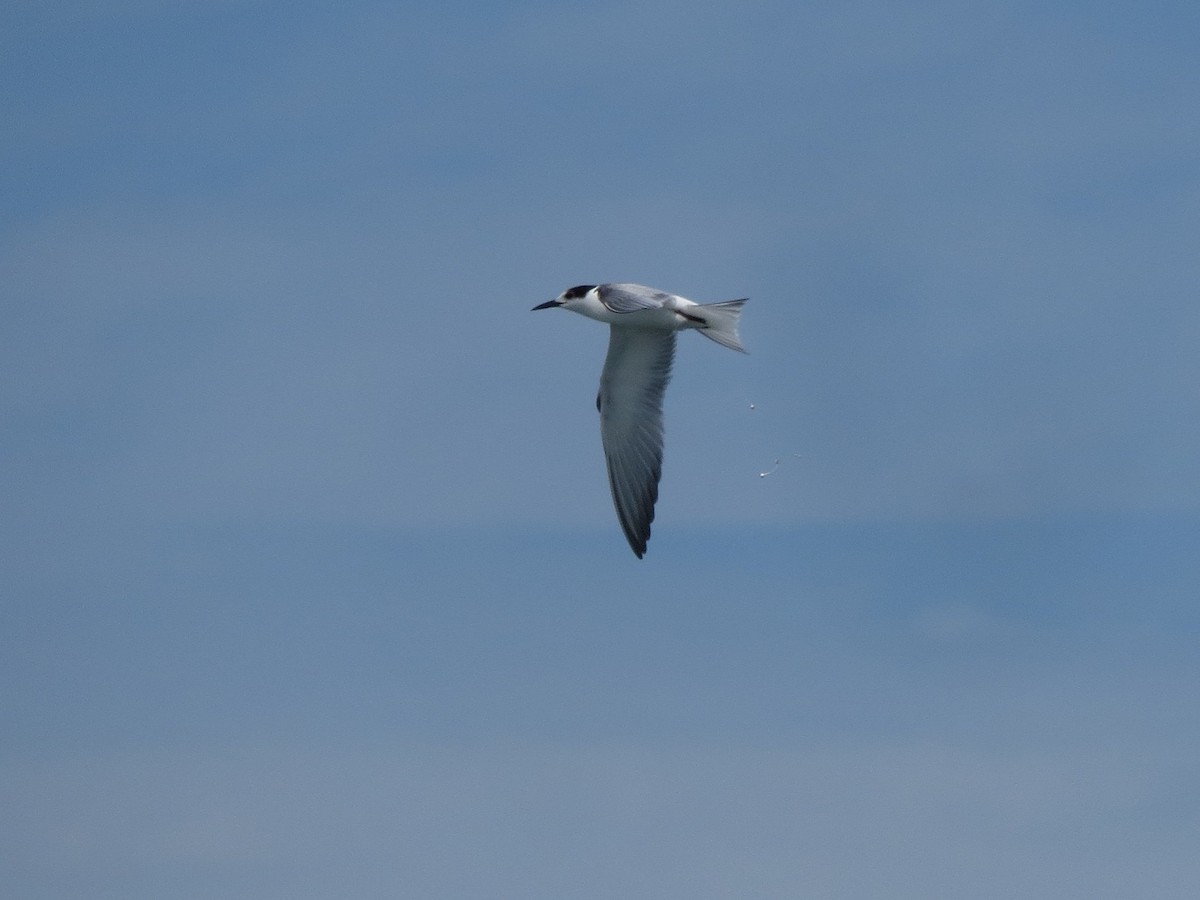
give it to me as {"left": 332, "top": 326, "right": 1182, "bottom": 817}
{"left": 695, "top": 299, "right": 748, "bottom": 352}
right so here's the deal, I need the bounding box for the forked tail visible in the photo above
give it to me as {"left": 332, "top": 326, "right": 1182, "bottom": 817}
{"left": 695, "top": 299, "right": 748, "bottom": 352}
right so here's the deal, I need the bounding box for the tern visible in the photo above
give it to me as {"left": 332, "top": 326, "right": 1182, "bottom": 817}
{"left": 532, "top": 283, "right": 747, "bottom": 558}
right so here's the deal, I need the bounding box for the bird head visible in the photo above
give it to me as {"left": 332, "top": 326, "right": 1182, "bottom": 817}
{"left": 532, "top": 284, "right": 596, "bottom": 311}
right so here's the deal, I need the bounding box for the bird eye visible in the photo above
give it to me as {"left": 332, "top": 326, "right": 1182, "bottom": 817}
{"left": 564, "top": 284, "right": 595, "bottom": 299}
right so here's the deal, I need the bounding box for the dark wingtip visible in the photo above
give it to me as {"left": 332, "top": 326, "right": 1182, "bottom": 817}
{"left": 628, "top": 530, "right": 649, "bottom": 558}
{"left": 621, "top": 526, "right": 648, "bottom": 558}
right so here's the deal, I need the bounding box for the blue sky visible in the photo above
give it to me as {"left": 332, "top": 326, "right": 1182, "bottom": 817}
{"left": 3, "top": 2, "right": 1199, "bottom": 897}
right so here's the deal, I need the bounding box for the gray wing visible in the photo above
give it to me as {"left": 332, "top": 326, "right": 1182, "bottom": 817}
{"left": 597, "top": 283, "right": 671, "bottom": 314}
{"left": 596, "top": 326, "right": 676, "bottom": 558}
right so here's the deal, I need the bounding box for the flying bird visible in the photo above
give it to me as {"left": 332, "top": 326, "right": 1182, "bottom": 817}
{"left": 532, "top": 283, "right": 747, "bottom": 558}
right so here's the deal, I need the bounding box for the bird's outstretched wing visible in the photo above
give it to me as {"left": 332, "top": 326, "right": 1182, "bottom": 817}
{"left": 597, "top": 327, "right": 676, "bottom": 557}
{"left": 597, "top": 283, "right": 670, "bottom": 314}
